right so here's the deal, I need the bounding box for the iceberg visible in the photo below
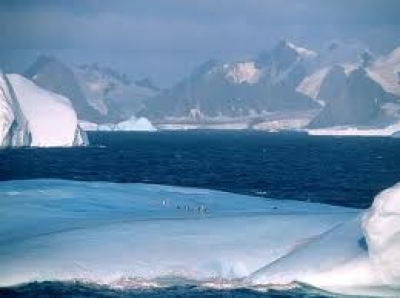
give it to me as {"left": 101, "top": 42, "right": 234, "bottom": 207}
{"left": 81, "top": 116, "right": 157, "bottom": 132}
{"left": 114, "top": 116, "right": 157, "bottom": 131}
{"left": 0, "top": 73, "right": 88, "bottom": 147}
{"left": 0, "top": 180, "right": 400, "bottom": 296}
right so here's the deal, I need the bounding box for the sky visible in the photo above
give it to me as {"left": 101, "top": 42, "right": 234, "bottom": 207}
{"left": 1, "top": 0, "right": 400, "bottom": 86}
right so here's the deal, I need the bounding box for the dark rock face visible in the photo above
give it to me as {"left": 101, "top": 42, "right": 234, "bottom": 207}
{"left": 135, "top": 78, "right": 161, "bottom": 92}
{"left": 24, "top": 55, "right": 102, "bottom": 122}
{"left": 24, "top": 56, "right": 159, "bottom": 124}
{"left": 309, "top": 67, "right": 384, "bottom": 128}
{"left": 256, "top": 40, "right": 299, "bottom": 71}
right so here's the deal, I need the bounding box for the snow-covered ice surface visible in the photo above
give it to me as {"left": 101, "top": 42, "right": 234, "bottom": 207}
{"left": 307, "top": 121, "right": 400, "bottom": 137}
{"left": 0, "top": 74, "right": 87, "bottom": 147}
{"left": 1, "top": 179, "right": 400, "bottom": 296}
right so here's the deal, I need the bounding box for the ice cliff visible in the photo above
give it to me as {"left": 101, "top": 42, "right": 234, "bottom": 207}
{"left": 0, "top": 73, "right": 88, "bottom": 147}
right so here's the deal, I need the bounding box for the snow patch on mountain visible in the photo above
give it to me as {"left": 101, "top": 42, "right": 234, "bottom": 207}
{"left": 286, "top": 42, "right": 317, "bottom": 60}
{"left": 296, "top": 67, "right": 330, "bottom": 102}
{"left": 296, "top": 62, "right": 357, "bottom": 102}
{"left": 224, "top": 62, "right": 262, "bottom": 84}
{"left": 368, "top": 47, "right": 400, "bottom": 96}
{"left": 342, "top": 63, "right": 358, "bottom": 75}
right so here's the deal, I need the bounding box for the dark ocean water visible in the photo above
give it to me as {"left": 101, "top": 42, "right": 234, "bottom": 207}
{"left": 1, "top": 131, "right": 400, "bottom": 208}
{"left": 1, "top": 131, "right": 400, "bottom": 298}
{"left": 0, "top": 282, "right": 339, "bottom": 298}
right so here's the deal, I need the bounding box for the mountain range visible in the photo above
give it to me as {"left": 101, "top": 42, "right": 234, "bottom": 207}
{"left": 22, "top": 39, "right": 400, "bottom": 131}
{"left": 24, "top": 56, "right": 159, "bottom": 124}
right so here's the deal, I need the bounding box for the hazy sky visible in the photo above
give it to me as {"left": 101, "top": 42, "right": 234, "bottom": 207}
{"left": 1, "top": 0, "right": 400, "bottom": 85}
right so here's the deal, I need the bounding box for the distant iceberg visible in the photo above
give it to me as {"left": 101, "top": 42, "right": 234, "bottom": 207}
{"left": 0, "top": 73, "right": 88, "bottom": 147}
{"left": 1, "top": 180, "right": 400, "bottom": 296}
{"left": 114, "top": 116, "right": 157, "bottom": 131}
{"left": 80, "top": 116, "right": 157, "bottom": 132}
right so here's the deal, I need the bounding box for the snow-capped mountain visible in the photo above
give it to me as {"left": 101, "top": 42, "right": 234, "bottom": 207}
{"left": 309, "top": 39, "right": 369, "bottom": 71}
{"left": 297, "top": 45, "right": 400, "bottom": 129}
{"left": 74, "top": 63, "right": 158, "bottom": 122}
{"left": 308, "top": 67, "right": 385, "bottom": 128}
{"left": 0, "top": 73, "right": 87, "bottom": 147}
{"left": 18, "top": 39, "right": 400, "bottom": 133}
{"left": 143, "top": 41, "right": 320, "bottom": 122}
{"left": 24, "top": 56, "right": 160, "bottom": 124}
{"left": 24, "top": 55, "right": 101, "bottom": 122}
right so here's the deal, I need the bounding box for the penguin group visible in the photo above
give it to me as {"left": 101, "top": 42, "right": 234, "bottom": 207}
{"left": 162, "top": 198, "right": 208, "bottom": 213}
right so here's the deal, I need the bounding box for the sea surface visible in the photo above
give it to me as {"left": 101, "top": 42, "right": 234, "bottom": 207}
{"left": 1, "top": 131, "right": 400, "bottom": 297}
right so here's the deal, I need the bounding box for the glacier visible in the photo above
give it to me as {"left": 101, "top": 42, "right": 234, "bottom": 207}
{"left": 1, "top": 180, "right": 400, "bottom": 296}
{"left": 0, "top": 73, "right": 88, "bottom": 147}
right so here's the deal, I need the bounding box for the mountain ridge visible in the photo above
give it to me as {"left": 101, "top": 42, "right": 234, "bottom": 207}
{"left": 21, "top": 39, "right": 400, "bottom": 131}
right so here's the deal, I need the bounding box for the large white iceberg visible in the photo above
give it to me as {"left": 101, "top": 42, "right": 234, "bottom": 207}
{"left": 0, "top": 180, "right": 400, "bottom": 296}
{"left": 0, "top": 73, "right": 88, "bottom": 147}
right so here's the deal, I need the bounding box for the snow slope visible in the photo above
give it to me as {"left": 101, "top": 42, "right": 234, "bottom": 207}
{"left": 1, "top": 180, "right": 400, "bottom": 296}
{"left": 0, "top": 73, "right": 88, "bottom": 147}
{"left": 286, "top": 42, "right": 317, "bottom": 60}
{"left": 368, "top": 47, "right": 400, "bottom": 96}
{"left": 248, "top": 182, "right": 400, "bottom": 296}
{"left": 296, "top": 67, "right": 330, "bottom": 103}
